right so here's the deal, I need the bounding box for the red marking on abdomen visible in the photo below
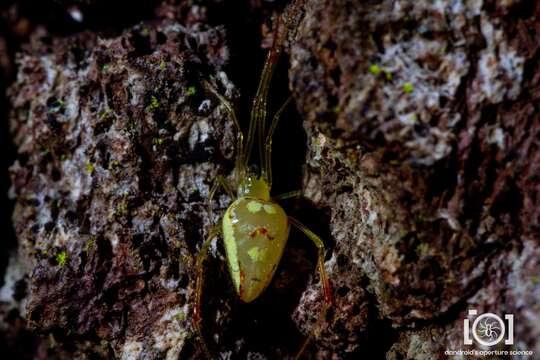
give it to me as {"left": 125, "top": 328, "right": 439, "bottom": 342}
{"left": 239, "top": 270, "right": 246, "bottom": 297}
{"left": 249, "top": 227, "right": 274, "bottom": 240}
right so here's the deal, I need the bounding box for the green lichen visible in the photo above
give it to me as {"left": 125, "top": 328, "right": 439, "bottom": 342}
{"left": 55, "top": 251, "right": 67, "bottom": 266}
{"left": 84, "top": 237, "right": 96, "bottom": 253}
{"left": 116, "top": 200, "right": 129, "bottom": 217}
{"left": 148, "top": 96, "right": 160, "bottom": 111}
{"left": 384, "top": 69, "right": 393, "bottom": 80}
{"left": 126, "top": 118, "right": 138, "bottom": 134}
{"left": 369, "top": 64, "right": 381, "bottom": 76}
{"left": 152, "top": 137, "right": 165, "bottom": 146}
{"left": 416, "top": 243, "right": 431, "bottom": 257}
{"left": 186, "top": 86, "right": 197, "bottom": 96}
{"left": 86, "top": 162, "right": 94, "bottom": 174}
{"left": 98, "top": 108, "right": 113, "bottom": 120}
{"left": 110, "top": 159, "right": 121, "bottom": 169}
{"left": 403, "top": 82, "right": 414, "bottom": 94}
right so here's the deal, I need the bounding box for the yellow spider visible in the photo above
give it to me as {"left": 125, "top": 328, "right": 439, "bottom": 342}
{"left": 193, "top": 1, "right": 332, "bottom": 358}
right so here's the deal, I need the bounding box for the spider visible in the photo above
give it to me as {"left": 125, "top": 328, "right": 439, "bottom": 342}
{"left": 193, "top": 1, "right": 333, "bottom": 358}
{"left": 477, "top": 319, "right": 501, "bottom": 341}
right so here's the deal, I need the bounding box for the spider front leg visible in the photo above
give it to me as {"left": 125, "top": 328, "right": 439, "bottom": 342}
{"left": 202, "top": 79, "right": 245, "bottom": 178}
{"left": 288, "top": 216, "right": 334, "bottom": 360}
{"left": 194, "top": 174, "right": 234, "bottom": 358}
{"left": 263, "top": 96, "right": 293, "bottom": 187}
{"left": 272, "top": 190, "right": 302, "bottom": 202}
{"left": 207, "top": 174, "right": 235, "bottom": 218}
{"left": 193, "top": 222, "right": 221, "bottom": 359}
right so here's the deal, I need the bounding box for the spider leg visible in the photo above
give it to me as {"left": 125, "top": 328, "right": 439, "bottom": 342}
{"left": 288, "top": 216, "right": 333, "bottom": 360}
{"left": 207, "top": 175, "right": 235, "bottom": 219}
{"left": 246, "top": 33, "right": 282, "bottom": 172}
{"left": 245, "top": 0, "right": 304, "bottom": 173}
{"left": 193, "top": 222, "right": 221, "bottom": 359}
{"left": 263, "top": 96, "right": 293, "bottom": 187}
{"left": 193, "top": 173, "right": 233, "bottom": 358}
{"left": 272, "top": 189, "right": 301, "bottom": 202}
{"left": 203, "top": 80, "right": 245, "bottom": 178}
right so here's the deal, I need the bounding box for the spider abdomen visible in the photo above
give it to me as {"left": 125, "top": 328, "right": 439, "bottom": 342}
{"left": 222, "top": 197, "right": 289, "bottom": 302}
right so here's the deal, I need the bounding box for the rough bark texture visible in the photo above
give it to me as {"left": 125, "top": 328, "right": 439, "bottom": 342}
{"left": 290, "top": 0, "right": 539, "bottom": 357}
{"left": 2, "top": 2, "right": 238, "bottom": 359}
{"left": 1, "top": 0, "right": 539, "bottom": 359}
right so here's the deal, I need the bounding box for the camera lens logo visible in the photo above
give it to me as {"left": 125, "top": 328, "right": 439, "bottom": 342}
{"left": 464, "top": 309, "right": 514, "bottom": 346}
{"left": 473, "top": 314, "right": 504, "bottom": 346}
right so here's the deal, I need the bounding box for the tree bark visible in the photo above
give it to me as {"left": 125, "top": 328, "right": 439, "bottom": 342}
{"left": 1, "top": 0, "right": 539, "bottom": 359}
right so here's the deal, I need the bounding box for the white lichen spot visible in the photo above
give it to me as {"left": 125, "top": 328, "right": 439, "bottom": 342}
{"left": 121, "top": 340, "right": 144, "bottom": 360}
{"left": 247, "top": 247, "right": 267, "bottom": 262}
{"left": 405, "top": 128, "right": 453, "bottom": 165}
{"left": 312, "top": 132, "right": 327, "bottom": 163}
{"left": 499, "top": 49, "right": 524, "bottom": 100}
{"left": 217, "top": 71, "right": 236, "bottom": 98}
{"left": 153, "top": 306, "right": 190, "bottom": 360}
{"left": 508, "top": 241, "right": 540, "bottom": 310}
{"left": 367, "top": 211, "right": 378, "bottom": 226}
{"left": 41, "top": 57, "right": 57, "bottom": 88}
{"left": 127, "top": 73, "right": 144, "bottom": 107}
{"left": 246, "top": 352, "right": 267, "bottom": 360}
{"left": 472, "top": 15, "right": 525, "bottom": 105}
{"left": 53, "top": 222, "right": 70, "bottom": 248}
{"left": 246, "top": 201, "right": 262, "bottom": 213}
{"left": 0, "top": 251, "right": 27, "bottom": 315}
{"left": 199, "top": 120, "right": 209, "bottom": 142}
{"left": 109, "top": 232, "right": 120, "bottom": 252}
{"left": 437, "top": 209, "right": 462, "bottom": 231}
{"left": 188, "top": 120, "right": 210, "bottom": 150}
{"left": 63, "top": 147, "right": 93, "bottom": 202}
{"left": 64, "top": 84, "right": 80, "bottom": 122}
{"left": 198, "top": 99, "right": 211, "bottom": 112}
{"left": 398, "top": 113, "right": 418, "bottom": 126}
{"left": 469, "top": 0, "right": 484, "bottom": 16}
{"left": 263, "top": 204, "right": 276, "bottom": 214}
{"left": 486, "top": 127, "right": 505, "bottom": 150}
{"left": 68, "top": 6, "right": 83, "bottom": 22}
{"left": 477, "top": 52, "right": 502, "bottom": 102}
